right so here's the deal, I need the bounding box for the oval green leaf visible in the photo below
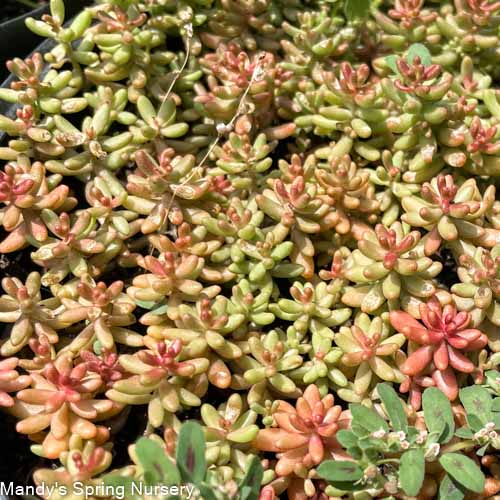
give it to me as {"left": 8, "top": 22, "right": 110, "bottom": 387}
{"left": 399, "top": 449, "right": 425, "bottom": 496}
{"left": 422, "top": 387, "right": 454, "bottom": 443}
{"left": 439, "top": 453, "right": 485, "bottom": 493}
{"left": 377, "top": 382, "right": 408, "bottom": 433}
{"left": 317, "top": 460, "right": 363, "bottom": 483}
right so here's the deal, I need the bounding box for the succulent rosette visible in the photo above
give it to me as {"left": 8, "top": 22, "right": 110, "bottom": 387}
{"left": 390, "top": 297, "right": 488, "bottom": 401}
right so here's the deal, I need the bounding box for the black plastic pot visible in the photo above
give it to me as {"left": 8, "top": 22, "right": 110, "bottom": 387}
{"left": 0, "top": 0, "right": 90, "bottom": 82}
{"left": 0, "top": 3, "right": 50, "bottom": 82}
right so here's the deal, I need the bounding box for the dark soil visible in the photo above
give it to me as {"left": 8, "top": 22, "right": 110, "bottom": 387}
{"left": 0, "top": 0, "right": 46, "bottom": 23}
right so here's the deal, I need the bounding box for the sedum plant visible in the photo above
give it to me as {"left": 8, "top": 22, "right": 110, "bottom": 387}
{"left": 0, "top": 0, "right": 498, "bottom": 498}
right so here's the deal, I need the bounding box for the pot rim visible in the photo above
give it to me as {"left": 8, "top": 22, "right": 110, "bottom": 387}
{"left": 0, "top": 3, "right": 50, "bottom": 30}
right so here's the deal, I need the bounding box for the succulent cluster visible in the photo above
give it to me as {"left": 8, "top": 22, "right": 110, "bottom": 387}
{"left": 0, "top": 0, "right": 499, "bottom": 498}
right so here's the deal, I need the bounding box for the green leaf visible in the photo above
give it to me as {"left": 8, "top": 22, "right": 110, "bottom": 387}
{"left": 152, "top": 304, "right": 169, "bottom": 315}
{"left": 135, "top": 299, "right": 157, "bottom": 310}
{"left": 485, "top": 370, "right": 500, "bottom": 394}
{"left": 197, "top": 483, "right": 218, "bottom": 500}
{"left": 350, "top": 404, "right": 389, "bottom": 434}
{"left": 439, "top": 453, "right": 485, "bottom": 493}
{"left": 357, "top": 436, "right": 384, "bottom": 451}
{"left": 239, "top": 456, "right": 264, "bottom": 500}
{"left": 377, "top": 383, "right": 408, "bottom": 433}
{"left": 406, "top": 43, "right": 432, "bottom": 66}
{"left": 176, "top": 421, "right": 206, "bottom": 484}
{"left": 317, "top": 460, "right": 364, "bottom": 482}
{"left": 385, "top": 55, "right": 400, "bottom": 75}
{"left": 459, "top": 385, "right": 492, "bottom": 425}
{"left": 93, "top": 340, "right": 103, "bottom": 355}
{"left": 399, "top": 449, "right": 425, "bottom": 496}
{"left": 477, "top": 443, "right": 489, "bottom": 456}
{"left": 135, "top": 438, "right": 180, "bottom": 485}
{"left": 494, "top": 412, "right": 500, "bottom": 428}
{"left": 50, "top": 0, "right": 65, "bottom": 24}
{"left": 422, "top": 388, "right": 454, "bottom": 443}
{"left": 336, "top": 430, "right": 359, "bottom": 449}
{"left": 102, "top": 475, "right": 142, "bottom": 500}
{"left": 455, "top": 427, "right": 474, "bottom": 439}
{"left": 439, "top": 474, "right": 466, "bottom": 500}
{"left": 466, "top": 413, "right": 484, "bottom": 432}
{"left": 492, "top": 397, "right": 500, "bottom": 412}
{"left": 344, "top": 0, "right": 370, "bottom": 21}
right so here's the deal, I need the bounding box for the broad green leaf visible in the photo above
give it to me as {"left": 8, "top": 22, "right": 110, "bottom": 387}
{"left": 102, "top": 475, "right": 142, "bottom": 500}
{"left": 317, "top": 460, "right": 363, "bottom": 482}
{"left": 495, "top": 413, "right": 500, "bottom": 428}
{"left": 377, "top": 383, "right": 408, "bottom": 432}
{"left": 492, "top": 397, "right": 500, "bottom": 412}
{"left": 422, "top": 388, "right": 454, "bottom": 443}
{"left": 358, "top": 436, "right": 384, "bottom": 451}
{"left": 466, "top": 413, "right": 484, "bottom": 432}
{"left": 135, "top": 438, "right": 180, "bottom": 485}
{"left": 336, "top": 430, "right": 359, "bottom": 449}
{"left": 455, "top": 427, "right": 474, "bottom": 439}
{"left": 406, "top": 43, "right": 432, "bottom": 66}
{"left": 439, "top": 453, "right": 485, "bottom": 493}
{"left": 385, "top": 55, "right": 400, "bottom": 75}
{"left": 176, "top": 421, "right": 206, "bottom": 484}
{"left": 344, "top": 0, "right": 370, "bottom": 21}
{"left": 459, "top": 385, "right": 492, "bottom": 425}
{"left": 197, "top": 483, "right": 218, "bottom": 500}
{"left": 349, "top": 404, "right": 388, "bottom": 434}
{"left": 439, "top": 474, "right": 465, "bottom": 500}
{"left": 399, "top": 449, "right": 425, "bottom": 496}
{"left": 485, "top": 370, "right": 500, "bottom": 394}
{"left": 239, "top": 455, "right": 264, "bottom": 500}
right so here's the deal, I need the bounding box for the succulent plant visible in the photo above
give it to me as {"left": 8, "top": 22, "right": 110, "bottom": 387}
{"left": 13, "top": 354, "right": 122, "bottom": 458}
{"left": 334, "top": 312, "right": 406, "bottom": 400}
{"left": 201, "top": 393, "right": 259, "bottom": 465}
{"left": 390, "top": 297, "right": 488, "bottom": 402}
{"left": 0, "top": 0, "right": 498, "bottom": 497}
{"left": 342, "top": 221, "right": 442, "bottom": 312}
{"left": 0, "top": 272, "right": 63, "bottom": 356}
{"left": 0, "top": 155, "right": 77, "bottom": 253}
{"left": 253, "top": 385, "right": 349, "bottom": 476}
{"left": 0, "top": 357, "right": 31, "bottom": 407}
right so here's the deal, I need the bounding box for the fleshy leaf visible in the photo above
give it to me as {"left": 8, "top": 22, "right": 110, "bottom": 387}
{"left": 344, "top": 0, "right": 370, "bottom": 20}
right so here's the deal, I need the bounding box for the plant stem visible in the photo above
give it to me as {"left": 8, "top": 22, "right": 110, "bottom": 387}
{"left": 376, "top": 458, "right": 400, "bottom": 465}
{"left": 441, "top": 440, "right": 475, "bottom": 454}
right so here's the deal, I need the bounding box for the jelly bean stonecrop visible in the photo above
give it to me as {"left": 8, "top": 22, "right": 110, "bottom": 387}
{"left": 0, "top": 0, "right": 498, "bottom": 498}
